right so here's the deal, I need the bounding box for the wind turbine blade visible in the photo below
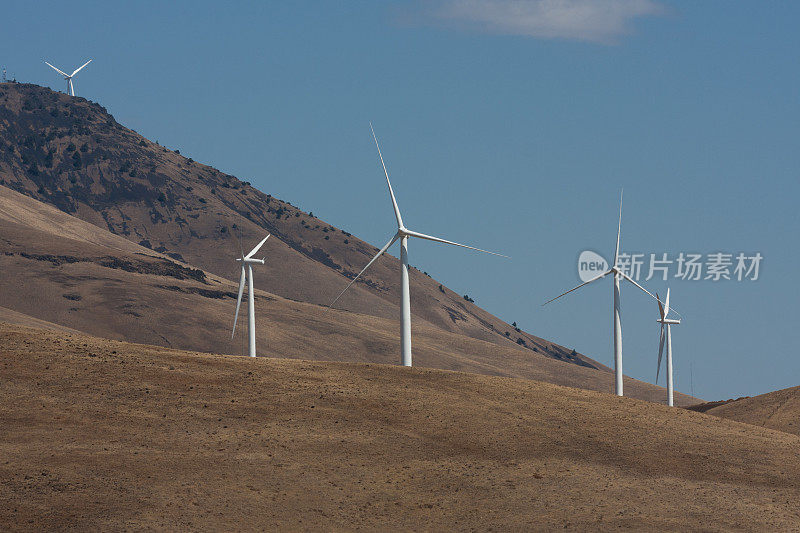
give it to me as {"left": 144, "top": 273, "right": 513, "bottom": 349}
{"left": 245, "top": 234, "right": 270, "bottom": 259}
{"left": 656, "top": 324, "right": 665, "bottom": 383}
{"left": 370, "top": 123, "right": 404, "bottom": 229}
{"left": 542, "top": 269, "right": 612, "bottom": 306}
{"left": 664, "top": 287, "right": 670, "bottom": 318}
{"left": 44, "top": 61, "right": 69, "bottom": 77}
{"left": 70, "top": 59, "right": 92, "bottom": 77}
{"left": 613, "top": 189, "right": 623, "bottom": 266}
{"left": 403, "top": 229, "right": 509, "bottom": 257}
{"left": 656, "top": 291, "right": 665, "bottom": 320}
{"left": 618, "top": 271, "right": 663, "bottom": 304}
{"left": 231, "top": 265, "right": 246, "bottom": 338}
{"left": 327, "top": 232, "right": 399, "bottom": 312}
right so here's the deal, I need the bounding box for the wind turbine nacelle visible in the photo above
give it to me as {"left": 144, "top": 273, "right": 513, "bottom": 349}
{"left": 243, "top": 257, "right": 265, "bottom": 265}
{"left": 657, "top": 318, "right": 681, "bottom": 325}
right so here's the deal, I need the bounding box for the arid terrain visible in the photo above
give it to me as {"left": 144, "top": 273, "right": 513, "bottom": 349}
{"left": 1, "top": 323, "right": 798, "bottom": 531}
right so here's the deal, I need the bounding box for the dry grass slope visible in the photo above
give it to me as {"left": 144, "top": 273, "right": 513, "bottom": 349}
{"left": 700, "top": 386, "right": 800, "bottom": 437}
{"left": 1, "top": 324, "right": 798, "bottom": 531}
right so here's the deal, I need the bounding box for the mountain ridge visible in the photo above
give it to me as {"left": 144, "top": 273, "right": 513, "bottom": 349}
{"left": 0, "top": 81, "right": 599, "bottom": 369}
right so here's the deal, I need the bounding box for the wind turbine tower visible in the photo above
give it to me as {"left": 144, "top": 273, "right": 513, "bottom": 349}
{"left": 543, "top": 192, "right": 668, "bottom": 397}
{"left": 232, "top": 234, "right": 270, "bottom": 357}
{"left": 656, "top": 288, "right": 681, "bottom": 406}
{"left": 329, "top": 124, "right": 507, "bottom": 367}
{"left": 44, "top": 59, "right": 92, "bottom": 97}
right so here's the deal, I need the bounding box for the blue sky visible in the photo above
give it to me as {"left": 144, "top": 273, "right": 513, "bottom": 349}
{"left": 3, "top": 1, "right": 798, "bottom": 400}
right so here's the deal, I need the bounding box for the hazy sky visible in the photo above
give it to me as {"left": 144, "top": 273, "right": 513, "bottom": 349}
{"left": 3, "top": 1, "right": 798, "bottom": 400}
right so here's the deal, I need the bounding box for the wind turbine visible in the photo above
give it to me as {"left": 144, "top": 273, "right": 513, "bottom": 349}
{"left": 328, "top": 124, "right": 507, "bottom": 367}
{"left": 543, "top": 191, "right": 666, "bottom": 397}
{"left": 232, "top": 234, "right": 270, "bottom": 358}
{"left": 44, "top": 59, "right": 92, "bottom": 97}
{"left": 656, "top": 288, "right": 681, "bottom": 407}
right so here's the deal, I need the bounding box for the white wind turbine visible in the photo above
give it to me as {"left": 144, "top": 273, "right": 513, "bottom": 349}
{"left": 656, "top": 288, "right": 681, "bottom": 407}
{"left": 328, "top": 124, "right": 508, "bottom": 367}
{"left": 44, "top": 59, "right": 92, "bottom": 97}
{"left": 232, "top": 234, "right": 270, "bottom": 358}
{"left": 543, "top": 191, "right": 667, "bottom": 397}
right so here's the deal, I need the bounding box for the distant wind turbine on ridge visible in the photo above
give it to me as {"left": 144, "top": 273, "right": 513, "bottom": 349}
{"left": 232, "top": 234, "right": 270, "bottom": 358}
{"left": 44, "top": 59, "right": 92, "bottom": 97}
{"left": 543, "top": 191, "right": 668, "bottom": 397}
{"left": 656, "top": 288, "right": 681, "bottom": 407}
{"left": 327, "top": 123, "right": 508, "bottom": 367}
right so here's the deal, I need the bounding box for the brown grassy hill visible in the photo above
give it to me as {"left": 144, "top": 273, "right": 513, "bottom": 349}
{"left": 1, "top": 324, "right": 798, "bottom": 531}
{"left": 0, "top": 184, "right": 692, "bottom": 404}
{"left": 694, "top": 386, "right": 800, "bottom": 437}
{"left": 0, "top": 82, "right": 594, "bottom": 368}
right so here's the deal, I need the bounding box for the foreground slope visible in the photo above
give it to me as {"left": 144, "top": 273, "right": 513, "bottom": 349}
{"left": 0, "top": 82, "right": 595, "bottom": 368}
{"left": 1, "top": 324, "right": 798, "bottom": 531}
{"left": 696, "top": 386, "right": 800, "bottom": 437}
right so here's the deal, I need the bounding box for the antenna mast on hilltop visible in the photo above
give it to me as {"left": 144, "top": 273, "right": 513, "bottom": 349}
{"left": 2, "top": 68, "right": 6, "bottom": 83}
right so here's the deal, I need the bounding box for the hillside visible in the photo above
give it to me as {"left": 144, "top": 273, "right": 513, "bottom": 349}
{"left": 1, "top": 324, "right": 798, "bottom": 530}
{"left": 694, "top": 386, "right": 800, "bottom": 437}
{"left": 0, "top": 184, "right": 693, "bottom": 404}
{"left": 0, "top": 82, "right": 594, "bottom": 368}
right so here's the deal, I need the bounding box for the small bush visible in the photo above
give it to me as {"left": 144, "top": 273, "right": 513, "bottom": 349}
{"left": 66, "top": 142, "right": 76, "bottom": 152}
{"left": 463, "top": 294, "right": 474, "bottom": 303}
